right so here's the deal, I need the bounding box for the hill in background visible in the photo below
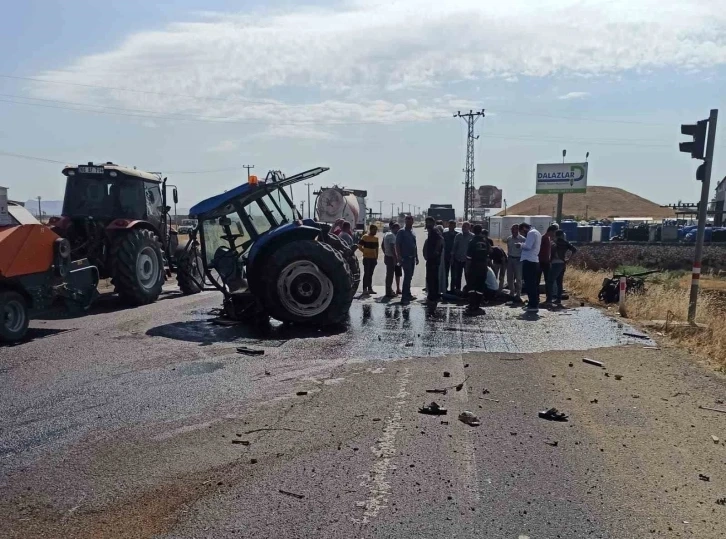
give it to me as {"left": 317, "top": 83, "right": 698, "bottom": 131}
{"left": 498, "top": 186, "right": 675, "bottom": 220}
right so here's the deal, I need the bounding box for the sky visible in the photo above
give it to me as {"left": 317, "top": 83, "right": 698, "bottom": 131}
{"left": 2, "top": 0, "right": 726, "bottom": 217}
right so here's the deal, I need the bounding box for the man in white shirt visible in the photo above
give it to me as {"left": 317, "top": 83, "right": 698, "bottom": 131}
{"left": 519, "top": 222, "right": 542, "bottom": 312}
{"left": 505, "top": 224, "right": 525, "bottom": 302}
{"left": 382, "top": 222, "right": 402, "bottom": 297}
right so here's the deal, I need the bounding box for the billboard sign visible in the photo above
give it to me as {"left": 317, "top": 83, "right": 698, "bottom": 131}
{"left": 536, "top": 162, "right": 588, "bottom": 194}
{"left": 470, "top": 185, "right": 503, "bottom": 208}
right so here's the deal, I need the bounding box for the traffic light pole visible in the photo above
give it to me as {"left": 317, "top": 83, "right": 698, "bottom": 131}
{"left": 688, "top": 108, "right": 718, "bottom": 323}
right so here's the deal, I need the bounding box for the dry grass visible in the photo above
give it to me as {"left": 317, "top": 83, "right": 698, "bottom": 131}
{"left": 565, "top": 267, "right": 726, "bottom": 370}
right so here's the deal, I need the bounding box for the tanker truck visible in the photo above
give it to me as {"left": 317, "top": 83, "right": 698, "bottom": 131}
{"left": 315, "top": 187, "right": 368, "bottom": 236}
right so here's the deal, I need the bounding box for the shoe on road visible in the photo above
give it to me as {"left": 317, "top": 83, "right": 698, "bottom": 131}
{"left": 526, "top": 307, "right": 539, "bottom": 313}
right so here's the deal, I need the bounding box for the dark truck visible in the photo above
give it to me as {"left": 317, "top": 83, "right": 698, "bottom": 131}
{"left": 427, "top": 204, "right": 456, "bottom": 222}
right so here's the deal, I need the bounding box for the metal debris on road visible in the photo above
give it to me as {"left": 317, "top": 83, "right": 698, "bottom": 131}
{"left": 711, "top": 435, "right": 720, "bottom": 444}
{"left": 482, "top": 398, "right": 500, "bottom": 403}
{"left": 716, "top": 498, "right": 726, "bottom": 506}
{"left": 482, "top": 388, "right": 490, "bottom": 394}
{"left": 545, "top": 441, "right": 559, "bottom": 447}
{"left": 458, "top": 411, "right": 481, "bottom": 427}
{"left": 232, "top": 440, "right": 250, "bottom": 445}
{"left": 296, "top": 391, "right": 308, "bottom": 396}
{"left": 699, "top": 473, "right": 710, "bottom": 482}
{"left": 614, "top": 375, "right": 623, "bottom": 380}
{"left": 501, "top": 357, "right": 524, "bottom": 361}
{"left": 590, "top": 399, "right": 599, "bottom": 404}
{"left": 426, "top": 388, "right": 448, "bottom": 395}
{"left": 279, "top": 489, "right": 305, "bottom": 499}
{"left": 583, "top": 358, "right": 604, "bottom": 367}
{"left": 443, "top": 371, "right": 451, "bottom": 377}
{"left": 236, "top": 346, "right": 264, "bottom": 356}
{"left": 623, "top": 331, "right": 648, "bottom": 339}
{"left": 699, "top": 405, "right": 726, "bottom": 414}
{"left": 419, "top": 402, "right": 448, "bottom": 415}
{"left": 538, "top": 408, "right": 569, "bottom": 422}
{"left": 455, "top": 382, "right": 464, "bottom": 391}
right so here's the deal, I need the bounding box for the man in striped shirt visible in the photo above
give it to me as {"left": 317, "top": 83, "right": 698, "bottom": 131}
{"left": 358, "top": 224, "right": 380, "bottom": 294}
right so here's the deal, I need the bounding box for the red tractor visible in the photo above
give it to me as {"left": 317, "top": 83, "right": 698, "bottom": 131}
{"left": 50, "top": 162, "right": 204, "bottom": 305}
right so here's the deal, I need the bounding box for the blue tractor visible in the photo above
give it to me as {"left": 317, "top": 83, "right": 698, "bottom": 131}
{"left": 182, "top": 167, "right": 360, "bottom": 325}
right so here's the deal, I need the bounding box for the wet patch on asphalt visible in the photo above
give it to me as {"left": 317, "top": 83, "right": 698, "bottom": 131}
{"left": 149, "top": 303, "right": 655, "bottom": 362}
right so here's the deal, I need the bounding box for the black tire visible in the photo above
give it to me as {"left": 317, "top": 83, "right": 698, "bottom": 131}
{"left": 322, "top": 233, "right": 360, "bottom": 299}
{"left": 111, "top": 229, "right": 165, "bottom": 305}
{"left": 262, "top": 240, "right": 353, "bottom": 325}
{"left": 176, "top": 246, "right": 205, "bottom": 295}
{"left": 0, "top": 290, "right": 29, "bottom": 343}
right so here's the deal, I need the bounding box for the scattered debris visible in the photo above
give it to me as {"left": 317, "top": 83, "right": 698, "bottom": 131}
{"left": 569, "top": 363, "right": 573, "bottom": 368}
{"left": 699, "top": 474, "right": 710, "bottom": 482}
{"left": 538, "top": 408, "right": 569, "bottom": 422}
{"left": 711, "top": 435, "right": 720, "bottom": 444}
{"left": 590, "top": 399, "right": 599, "bottom": 404}
{"left": 464, "top": 363, "right": 470, "bottom": 368}
{"left": 264, "top": 370, "right": 271, "bottom": 376}
{"left": 458, "top": 411, "right": 481, "bottom": 427}
{"left": 482, "top": 388, "right": 490, "bottom": 395}
{"left": 482, "top": 398, "right": 500, "bottom": 403}
{"left": 604, "top": 372, "right": 610, "bottom": 377}
{"left": 501, "top": 357, "right": 524, "bottom": 361}
{"left": 699, "top": 405, "right": 726, "bottom": 414}
{"left": 440, "top": 420, "right": 449, "bottom": 425}
{"left": 672, "top": 392, "right": 690, "bottom": 397}
{"left": 614, "top": 375, "right": 623, "bottom": 381}
{"left": 455, "top": 382, "right": 464, "bottom": 392}
{"left": 632, "top": 394, "right": 640, "bottom": 399}
{"left": 296, "top": 391, "right": 308, "bottom": 396}
{"left": 372, "top": 418, "right": 381, "bottom": 422}
{"left": 244, "top": 427, "right": 304, "bottom": 434}
{"left": 623, "top": 331, "right": 648, "bottom": 339}
{"left": 545, "top": 441, "right": 559, "bottom": 447}
{"left": 250, "top": 459, "right": 258, "bottom": 464}
{"left": 443, "top": 371, "right": 451, "bottom": 378}
{"left": 717, "top": 399, "right": 725, "bottom": 405}
{"left": 279, "top": 489, "right": 305, "bottom": 499}
{"left": 236, "top": 346, "right": 264, "bottom": 356}
{"left": 419, "top": 402, "right": 448, "bottom": 415}
{"left": 716, "top": 498, "right": 726, "bottom": 506}
{"left": 231, "top": 440, "right": 250, "bottom": 446}
{"left": 426, "top": 388, "right": 447, "bottom": 395}
{"left": 583, "top": 358, "right": 603, "bottom": 367}
{"left": 404, "top": 341, "right": 414, "bottom": 347}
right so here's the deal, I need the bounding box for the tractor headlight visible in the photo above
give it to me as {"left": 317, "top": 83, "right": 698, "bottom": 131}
{"left": 54, "top": 238, "right": 72, "bottom": 277}
{"left": 56, "top": 238, "right": 71, "bottom": 259}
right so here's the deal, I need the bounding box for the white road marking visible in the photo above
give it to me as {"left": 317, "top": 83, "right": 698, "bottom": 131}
{"left": 353, "top": 367, "right": 410, "bottom": 524}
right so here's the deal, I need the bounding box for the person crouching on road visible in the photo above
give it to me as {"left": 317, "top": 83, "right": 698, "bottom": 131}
{"left": 465, "top": 224, "right": 491, "bottom": 314}
{"left": 423, "top": 217, "right": 444, "bottom": 304}
{"left": 358, "top": 224, "right": 379, "bottom": 295}
{"left": 519, "top": 222, "right": 542, "bottom": 313}
{"left": 383, "top": 222, "right": 402, "bottom": 297}
{"left": 489, "top": 243, "right": 507, "bottom": 292}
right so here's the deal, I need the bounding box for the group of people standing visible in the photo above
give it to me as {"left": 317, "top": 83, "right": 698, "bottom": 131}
{"left": 333, "top": 215, "right": 577, "bottom": 313}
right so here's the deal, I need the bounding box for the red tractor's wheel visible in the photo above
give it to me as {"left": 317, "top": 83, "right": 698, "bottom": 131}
{"left": 0, "top": 290, "right": 29, "bottom": 343}
{"left": 111, "top": 229, "right": 165, "bottom": 305}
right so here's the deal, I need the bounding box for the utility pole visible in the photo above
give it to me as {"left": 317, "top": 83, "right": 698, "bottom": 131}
{"left": 36, "top": 196, "right": 41, "bottom": 219}
{"left": 679, "top": 109, "right": 718, "bottom": 323}
{"left": 299, "top": 201, "right": 304, "bottom": 217}
{"left": 243, "top": 164, "right": 255, "bottom": 180}
{"left": 454, "top": 109, "right": 485, "bottom": 221}
{"left": 390, "top": 203, "right": 395, "bottom": 220}
{"left": 305, "top": 182, "right": 313, "bottom": 219}
{"left": 377, "top": 200, "right": 383, "bottom": 220}
{"left": 556, "top": 149, "right": 566, "bottom": 224}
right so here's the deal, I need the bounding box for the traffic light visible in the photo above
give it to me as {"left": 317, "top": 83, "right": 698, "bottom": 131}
{"left": 679, "top": 120, "right": 708, "bottom": 159}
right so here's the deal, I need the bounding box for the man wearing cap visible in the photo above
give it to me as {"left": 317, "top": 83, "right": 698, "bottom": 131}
{"left": 519, "top": 222, "right": 542, "bottom": 312}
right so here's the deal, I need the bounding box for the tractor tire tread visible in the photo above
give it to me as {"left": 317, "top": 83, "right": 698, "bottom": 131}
{"left": 110, "top": 229, "right": 164, "bottom": 306}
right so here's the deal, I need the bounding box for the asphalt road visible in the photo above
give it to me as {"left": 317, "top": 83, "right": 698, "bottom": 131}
{"left": 1, "top": 230, "right": 725, "bottom": 538}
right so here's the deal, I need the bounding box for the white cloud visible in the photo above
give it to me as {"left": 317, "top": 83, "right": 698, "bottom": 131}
{"left": 206, "top": 139, "right": 239, "bottom": 152}
{"left": 558, "top": 91, "right": 591, "bottom": 100}
{"left": 249, "top": 125, "right": 335, "bottom": 141}
{"left": 28, "top": 0, "right": 726, "bottom": 124}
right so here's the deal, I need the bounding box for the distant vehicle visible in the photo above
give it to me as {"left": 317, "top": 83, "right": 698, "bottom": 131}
{"left": 49, "top": 162, "right": 205, "bottom": 305}
{"left": 187, "top": 168, "right": 360, "bottom": 325}
{"left": 427, "top": 204, "right": 456, "bottom": 222}
{"left": 178, "top": 219, "right": 197, "bottom": 235}
{"left": 315, "top": 186, "right": 367, "bottom": 232}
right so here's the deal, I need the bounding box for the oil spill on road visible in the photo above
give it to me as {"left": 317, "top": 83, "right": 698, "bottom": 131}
{"left": 154, "top": 303, "right": 654, "bottom": 362}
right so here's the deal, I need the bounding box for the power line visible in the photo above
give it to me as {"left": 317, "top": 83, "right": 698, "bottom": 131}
{"left": 0, "top": 150, "right": 252, "bottom": 174}
{"left": 454, "top": 109, "right": 485, "bottom": 221}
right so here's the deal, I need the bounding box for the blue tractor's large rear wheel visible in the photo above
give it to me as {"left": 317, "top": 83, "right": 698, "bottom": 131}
{"left": 263, "top": 240, "right": 353, "bottom": 325}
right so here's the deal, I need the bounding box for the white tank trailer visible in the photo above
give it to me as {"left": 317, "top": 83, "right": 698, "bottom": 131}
{"left": 316, "top": 187, "right": 368, "bottom": 231}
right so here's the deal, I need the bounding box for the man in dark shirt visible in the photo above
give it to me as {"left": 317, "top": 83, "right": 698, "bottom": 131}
{"left": 465, "top": 224, "right": 491, "bottom": 314}
{"left": 442, "top": 220, "right": 458, "bottom": 293}
{"left": 423, "top": 216, "right": 444, "bottom": 303}
{"left": 395, "top": 215, "right": 419, "bottom": 304}
{"left": 539, "top": 224, "right": 558, "bottom": 305}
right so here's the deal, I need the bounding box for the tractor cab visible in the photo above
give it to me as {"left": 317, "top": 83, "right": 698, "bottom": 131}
{"left": 186, "top": 167, "right": 360, "bottom": 325}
